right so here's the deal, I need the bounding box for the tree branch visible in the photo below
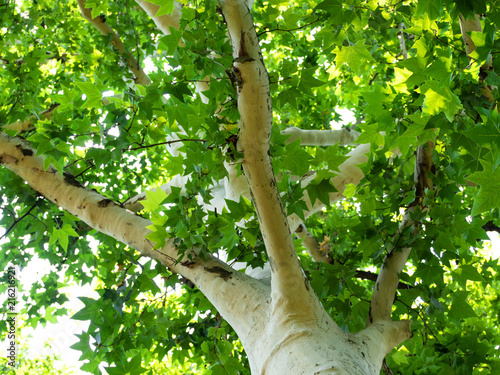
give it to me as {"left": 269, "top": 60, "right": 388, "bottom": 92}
{"left": 77, "top": 0, "right": 151, "bottom": 86}
{"left": 219, "top": 0, "right": 315, "bottom": 315}
{"left": 0, "top": 132, "right": 269, "bottom": 336}
{"left": 135, "top": 0, "right": 182, "bottom": 35}
{"left": 368, "top": 141, "right": 434, "bottom": 324}
{"left": 0, "top": 203, "right": 38, "bottom": 240}
{"left": 459, "top": 14, "right": 494, "bottom": 102}
{"left": 2, "top": 103, "right": 59, "bottom": 134}
{"left": 295, "top": 223, "right": 333, "bottom": 264}
{"left": 281, "top": 127, "right": 360, "bottom": 146}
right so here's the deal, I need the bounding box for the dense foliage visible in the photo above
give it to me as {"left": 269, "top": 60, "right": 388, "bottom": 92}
{"left": 1, "top": 0, "right": 500, "bottom": 373}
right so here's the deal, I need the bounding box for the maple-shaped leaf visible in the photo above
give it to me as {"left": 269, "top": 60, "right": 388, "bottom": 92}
{"left": 420, "top": 82, "right": 462, "bottom": 122}
{"left": 141, "top": 187, "right": 169, "bottom": 212}
{"left": 70, "top": 332, "right": 93, "bottom": 361}
{"left": 144, "top": 0, "right": 175, "bottom": 16}
{"left": 335, "top": 40, "right": 374, "bottom": 75}
{"left": 468, "top": 161, "right": 500, "bottom": 215}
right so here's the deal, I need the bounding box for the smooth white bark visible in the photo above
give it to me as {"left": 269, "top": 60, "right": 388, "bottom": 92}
{"left": 221, "top": 0, "right": 314, "bottom": 319}
{"left": 0, "top": 132, "right": 269, "bottom": 338}
{"left": 1, "top": 131, "right": 413, "bottom": 375}
{"left": 135, "top": 0, "right": 182, "bottom": 35}
{"left": 2, "top": 104, "right": 59, "bottom": 134}
{"left": 281, "top": 127, "right": 359, "bottom": 146}
{"left": 216, "top": 1, "right": 412, "bottom": 373}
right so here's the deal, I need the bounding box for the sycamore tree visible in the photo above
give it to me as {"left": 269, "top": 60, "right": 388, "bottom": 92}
{"left": 1, "top": 0, "right": 500, "bottom": 373}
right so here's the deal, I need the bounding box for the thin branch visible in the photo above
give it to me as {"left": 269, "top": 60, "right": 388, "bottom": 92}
{"left": 355, "top": 270, "right": 412, "bottom": 290}
{"left": 0, "top": 203, "right": 37, "bottom": 240}
{"left": 257, "top": 18, "right": 320, "bottom": 37}
{"left": 128, "top": 138, "right": 207, "bottom": 151}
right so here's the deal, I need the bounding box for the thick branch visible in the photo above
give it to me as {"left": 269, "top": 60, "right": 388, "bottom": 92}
{"left": 281, "top": 127, "right": 359, "bottom": 146}
{"left": 77, "top": 0, "right": 150, "bottom": 86}
{"left": 2, "top": 104, "right": 59, "bottom": 134}
{"left": 135, "top": 0, "right": 182, "bottom": 35}
{"left": 0, "top": 132, "right": 269, "bottom": 337}
{"left": 220, "top": 0, "right": 313, "bottom": 315}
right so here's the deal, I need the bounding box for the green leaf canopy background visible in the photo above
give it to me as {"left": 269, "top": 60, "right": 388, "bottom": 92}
{"left": 1, "top": 0, "right": 500, "bottom": 374}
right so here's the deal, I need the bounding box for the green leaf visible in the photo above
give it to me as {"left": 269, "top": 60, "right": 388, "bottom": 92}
{"left": 299, "top": 68, "right": 327, "bottom": 94}
{"left": 84, "top": 0, "right": 108, "bottom": 19}
{"left": 468, "top": 161, "right": 500, "bottom": 215}
{"left": 469, "top": 22, "right": 495, "bottom": 66}
{"left": 127, "top": 352, "right": 147, "bottom": 375}
{"left": 75, "top": 82, "right": 102, "bottom": 109}
{"left": 70, "top": 332, "right": 93, "bottom": 361}
{"left": 144, "top": 0, "right": 175, "bottom": 16}
{"left": 225, "top": 197, "right": 251, "bottom": 222}
{"left": 448, "top": 291, "right": 476, "bottom": 321}
{"left": 484, "top": 71, "right": 500, "bottom": 87}
{"left": 392, "top": 115, "right": 429, "bottom": 155}
{"left": 392, "top": 349, "right": 409, "bottom": 365}
{"left": 335, "top": 41, "right": 374, "bottom": 75}
{"left": 215, "top": 222, "right": 239, "bottom": 250}
{"left": 141, "top": 188, "right": 169, "bottom": 212}
{"left": 426, "top": 56, "right": 452, "bottom": 87}
{"left": 420, "top": 82, "right": 462, "bottom": 121}
{"left": 316, "top": 144, "right": 349, "bottom": 172}
{"left": 306, "top": 179, "right": 337, "bottom": 206}
{"left": 463, "top": 123, "right": 500, "bottom": 147}
{"left": 71, "top": 297, "right": 101, "bottom": 321}
{"left": 343, "top": 183, "right": 356, "bottom": 198}
{"left": 283, "top": 139, "right": 312, "bottom": 176}
{"left": 277, "top": 87, "right": 301, "bottom": 109}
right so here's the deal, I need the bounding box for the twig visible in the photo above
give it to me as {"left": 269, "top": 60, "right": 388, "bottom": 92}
{"left": 0, "top": 204, "right": 37, "bottom": 240}
{"left": 128, "top": 138, "right": 207, "bottom": 151}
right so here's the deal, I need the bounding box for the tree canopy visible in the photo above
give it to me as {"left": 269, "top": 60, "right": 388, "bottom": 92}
{"left": 1, "top": 0, "right": 500, "bottom": 374}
